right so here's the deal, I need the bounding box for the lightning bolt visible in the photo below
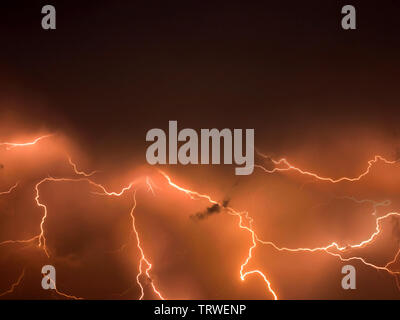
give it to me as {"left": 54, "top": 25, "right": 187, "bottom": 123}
{"left": 0, "top": 136, "right": 143, "bottom": 299}
{"left": 30, "top": 150, "right": 164, "bottom": 299}
{"left": 1, "top": 134, "right": 400, "bottom": 300}
{"left": 15, "top": 173, "right": 163, "bottom": 299}
{"left": 0, "top": 182, "right": 19, "bottom": 196}
{"left": 129, "top": 190, "right": 164, "bottom": 300}
{"left": 253, "top": 150, "right": 400, "bottom": 286}
{"left": 0, "top": 269, "right": 25, "bottom": 297}
{"left": 256, "top": 151, "right": 398, "bottom": 183}
{"left": 0, "top": 236, "right": 40, "bottom": 248}
{"left": 257, "top": 212, "right": 400, "bottom": 271}
{"left": 158, "top": 169, "right": 400, "bottom": 299}
{"left": 0, "top": 265, "right": 79, "bottom": 300}
{"left": 385, "top": 249, "right": 400, "bottom": 291}
{"left": 48, "top": 277, "right": 83, "bottom": 300}
{"left": 34, "top": 175, "right": 136, "bottom": 256}
{"left": 67, "top": 156, "right": 98, "bottom": 177}
{"left": 0, "top": 135, "right": 52, "bottom": 150}
{"left": 0, "top": 182, "right": 40, "bottom": 248}
{"left": 159, "top": 170, "right": 278, "bottom": 300}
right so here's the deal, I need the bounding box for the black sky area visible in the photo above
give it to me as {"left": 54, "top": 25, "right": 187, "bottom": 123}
{"left": 0, "top": 0, "right": 399, "bottom": 159}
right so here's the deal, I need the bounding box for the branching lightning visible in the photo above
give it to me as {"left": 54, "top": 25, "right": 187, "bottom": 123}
{"left": 159, "top": 170, "right": 278, "bottom": 300}
{"left": 129, "top": 190, "right": 164, "bottom": 300}
{"left": 256, "top": 150, "right": 398, "bottom": 183}
{"left": 1, "top": 135, "right": 400, "bottom": 300}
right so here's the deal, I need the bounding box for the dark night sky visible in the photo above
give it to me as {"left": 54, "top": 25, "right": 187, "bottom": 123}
{"left": 0, "top": 0, "right": 399, "bottom": 160}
